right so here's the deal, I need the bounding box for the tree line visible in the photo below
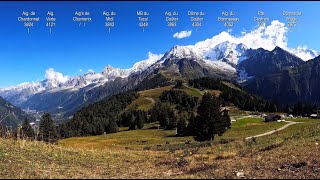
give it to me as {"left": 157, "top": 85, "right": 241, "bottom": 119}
{"left": 188, "top": 77, "right": 278, "bottom": 112}
{"left": 189, "top": 77, "right": 320, "bottom": 116}
{"left": 58, "top": 92, "right": 139, "bottom": 138}
{"left": 12, "top": 77, "right": 320, "bottom": 145}
{"left": 12, "top": 79, "right": 238, "bottom": 143}
{"left": 143, "top": 87, "right": 231, "bottom": 141}
{"left": 279, "top": 102, "right": 320, "bottom": 117}
{"left": 0, "top": 113, "right": 59, "bottom": 143}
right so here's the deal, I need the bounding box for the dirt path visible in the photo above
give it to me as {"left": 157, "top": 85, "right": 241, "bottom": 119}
{"left": 236, "top": 115, "right": 252, "bottom": 120}
{"left": 230, "top": 115, "right": 252, "bottom": 122}
{"left": 245, "top": 121, "right": 303, "bottom": 140}
{"left": 144, "top": 97, "right": 155, "bottom": 104}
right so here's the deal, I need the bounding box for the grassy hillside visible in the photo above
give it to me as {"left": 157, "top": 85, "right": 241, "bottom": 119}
{"left": 123, "top": 80, "right": 257, "bottom": 118}
{"left": 221, "top": 81, "right": 243, "bottom": 92}
{"left": 59, "top": 117, "right": 289, "bottom": 150}
{"left": 59, "top": 123, "right": 192, "bottom": 150}
{"left": 1, "top": 117, "right": 320, "bottom": 178}
{"left": 7, "top": 77, "right": 317, "bottom": 178}
{"left": 125, "top": 84, "right": 203, "bottom": 112}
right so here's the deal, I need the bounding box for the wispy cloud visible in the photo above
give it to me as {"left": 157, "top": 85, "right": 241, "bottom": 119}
{"left": 173, "top": 30, "right": 192, "bottom": 39}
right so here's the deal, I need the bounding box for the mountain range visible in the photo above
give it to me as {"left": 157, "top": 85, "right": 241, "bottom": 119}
{"left": 244, "top": 55, "right": 320, "bottom": 105}
{"left": 1, "top": 35, "right": 320, "bottom": 120}
{"left": 0, "top": 96, "right": 34, "bottom": 128}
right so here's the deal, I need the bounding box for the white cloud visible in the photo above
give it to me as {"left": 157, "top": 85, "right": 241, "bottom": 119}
{"left": 131, "top": 52, "right": 163, "bottom": 72}
{"left": 79, "top": 69, "right": 82, "bottom": 72}
{"left": 88, "top": 69, "right": 94, "bottom": 73}
{"left": 143, "top": 52, "right": 164, "bottom": 65}
{"left": 83, "top": 72, "right": 103, "bottom": 81}
{"left": 173, "top": 30, "right": 192, "bottom": 39}
{"left": 45, "top": 68, "right": 69, "bottom": 83}
{"left": 147, "top": 51, "right": 163, "bottom": 60}
{"left": 195, "top": 20, "right": 288, "bottom": 51}
{"left": 239, "top": 20, "right": 288, "bottom": 50}
{"left": 194, "top": 20, "right": 319, "bottom": 61}
{"left": 289, "top": 46, "right": 320, "bottom": 61}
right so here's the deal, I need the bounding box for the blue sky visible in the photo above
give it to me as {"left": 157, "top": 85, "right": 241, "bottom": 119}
{"left": 0, "top": 1, "right": 319, "bottom": 88}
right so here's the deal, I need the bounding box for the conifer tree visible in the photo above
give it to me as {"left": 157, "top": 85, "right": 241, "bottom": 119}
{"left": 106, "top": 118, "right": 118, "bottom": 133}
{"left": 128, "top": 111, "right": 136, "bottom": 130}
{"left": 193, "top": 93, "right": 231, "bottom": 141}
{"left": 176, "top": 112, "right": 189, "bottom": 136}
{"left": 20, "top": 118, "right": 35, "bottom": 140}
{"left": 174, "top": 80, "right": 183, "bottom": 89}
{"left": 136, "top": 110, "right": 145, "bottom": 129}
{"left": 38, "top": 113, "right": 58, "bottom": 143}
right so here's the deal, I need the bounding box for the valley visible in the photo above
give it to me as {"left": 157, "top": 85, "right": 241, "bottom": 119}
{"left": 0, "top": 97, "right": 34, "bottom": 128}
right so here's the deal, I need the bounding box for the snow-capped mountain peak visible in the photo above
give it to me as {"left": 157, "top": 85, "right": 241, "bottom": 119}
{"left": 130, "top": 52, "right": 163, "bottom": 73}
{"left": 201, "top": 41, "right": 248, "bottom": 65}
{"left": 102, "top": 65, "right": 129, "bottom": 79}
{"left": 162, "top": 45, "right": 202, "bottom": 60}
{"left": 290, "top": 47, "right": 320, "bottom": 61}
{"left": 0, "top": 82, "right": 43, "bottom": 92}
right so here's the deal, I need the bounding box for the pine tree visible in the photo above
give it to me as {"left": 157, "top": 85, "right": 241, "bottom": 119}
{"left": 148, "top": 105, "right": 159, "bottom": 123}
{"left": 216, "top": 109, "right": 231, "bottom": 136}
{"left": 120, "top": 112, "right": 130, "bottom": 127}
{"left": 106, "top": 118, "right": 118, "bottom": 133}
{"left": 166, "top": 108, "right": 177, "bottom": 130}
{"left": 177, "top": 112, "right": 189, "bottom": 136}
{"left": 157, "top": 103, "right": 177, "bottom": 130}
{"left": 38, "top": 113, "right": 58, "bottom": 143}
{"left": 0, "top": 123, "right": 6, "bottom": 138}
{"left": 186, "top": 112, "right": 196, "bottom": 136}
{"left": 57, "top": 123, "right": 69, "bottom": 139}
{"left": 128, "top": 111, "right": 136, "bottom": 130}
{"left": 136, "top": 110, "right": 145, "bottom": 129}
{"left": 193, "top": 93, "right": 231, "bottom": 141}
{"left": 160, "top": 109, "right": 170, "bottom": 128}
{"left": 174, "top": 80, "right": 183, "bottom": 89}
{"left": 158, "top": 103, "right": 170, "bottom": 128}
{"left": 20, "top": 118, "right": 35, "bottom": 140}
